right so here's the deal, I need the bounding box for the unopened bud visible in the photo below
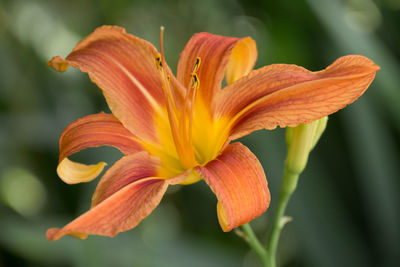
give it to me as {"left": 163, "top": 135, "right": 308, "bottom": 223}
{"left": 285, "top": 117, "right": 328, "bottom": 174}
{"left": 311, "top": 116, "right": 328, "bottom": 150}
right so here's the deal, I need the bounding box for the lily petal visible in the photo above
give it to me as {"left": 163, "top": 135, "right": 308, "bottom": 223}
{"left": 59, "top": 112, "right": 143, "bottom": 160}
{"left": 47, "top": 177, "right": 167, "bottom": 240}
{"left": 57, "top": 159, "right": 107, "bottom": 185}
{"left": 57, "top": 112, "right": 143, "bottom": 184}
{"left": 216, "top": 55, "right": 379, "bottom": 140}
{"left": 91, "top": 152, "right": 160, "bottom": 206}
{"left": 196, "top": 142, "right": 270, "bottom": 232}
{"left": 177, "top": 33, "right": 256, "bottom": 104}
{"left": 47, "top": 152, "right": 168, "bottom": 240}
{"left": 225, "top": 37, "right": 257, "bottom": 84}
{"left": 48, "top": 26, "right": 170, "bottom": 143}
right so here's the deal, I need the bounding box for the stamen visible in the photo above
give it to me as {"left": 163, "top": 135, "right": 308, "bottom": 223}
{"left": 179, "top": 57, "right": 201, "bottom": 168}
{"left": 157, "top": 27, "right": 197, "bottom": 169}
{"left": 185, "top": 74, "right": 198, "bottom": 155}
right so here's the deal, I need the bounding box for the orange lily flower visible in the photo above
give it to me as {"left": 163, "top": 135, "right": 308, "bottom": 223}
{"left": 46, "top": 26, "right": 379, "bottom": 241}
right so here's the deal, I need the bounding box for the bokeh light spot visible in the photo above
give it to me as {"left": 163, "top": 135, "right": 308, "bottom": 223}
{"left": 0, "top": 167, "right": 46, "bottom": 217}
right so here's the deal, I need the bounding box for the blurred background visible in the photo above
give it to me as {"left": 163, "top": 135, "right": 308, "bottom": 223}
{"left": 0, "top": 0, "right": 399, "bottom": 266}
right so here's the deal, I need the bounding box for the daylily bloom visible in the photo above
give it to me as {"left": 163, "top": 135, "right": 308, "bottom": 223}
{"left": 46, "top": 26, "right": 379, "bottom": 241}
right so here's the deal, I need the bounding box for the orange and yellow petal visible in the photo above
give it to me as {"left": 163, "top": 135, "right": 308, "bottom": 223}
{"left": 47, "top": 178, "right": 167, "bottom": 240}
{"left": 195, "top": 142, "right": 270, "bottom": 232}
{"left": 48, "top": 26, "right": 170, "bottom": 144}
{"left": 177, "top": 32, "right": 257, "bottom": 104}
{"left": 59, "top": 112, "right": 143, "bottom": 160}
{"left": 216, "top": 55, "right": 379, "bottom": 140}
{"left": 57, "top": 112, "right": 143, "bottom": 184}
{"left": 225, "top": 37, "right": 257, "bottom": 84}
{"left": 177, "top": 33, "right": 257, "bottom": 164}
{"left": 91, "top": 152, "right": 160, "bottom": 206}
{"left": 57, "top": 159, "right": 107, "bottom": 185}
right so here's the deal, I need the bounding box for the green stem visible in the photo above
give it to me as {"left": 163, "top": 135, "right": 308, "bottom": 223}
{"left": 239, "top": 119, "right": 327, "bottom": 267}
{"left": 240, "top": 223, "right": 269, "bottom": 266}
{"left": 266, "top": 118, "right": 326, "bottom": 267}
{"left": 266, "top": 169, "right": 299, "bottom": 267}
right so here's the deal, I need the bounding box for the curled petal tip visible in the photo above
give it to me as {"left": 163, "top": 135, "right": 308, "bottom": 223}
{"left": 371, "top": 62, "right": 381, "bottom": 72}
{"left": 363, "top": 56, "right": 381, "bottom": 71}
{"left": 217, "top": 202, "right": 230, "bottom": 232}
{"left": 46, "top": 228, "right": 57, "bottom": 241}
{"left": 355, "top": 55, "right": 380, "bottom": 72}
{"left": 46, "top": 228, "right": 60, "bottom": 241}
{"left": 57, "top": 158, "right": 107, "bottom": 185}
{"left": 225, "top": 36, "right": 257, "bottom": 84}
{"left": 326, "top": 55, "right": 380, "bottom": 74}
{"left": 357, "top": 55, "right": 380, "bottom": 70}
{"left": 46, "top": 228, "right": 88, "bottom": 241}
{"left": 48, "top": 56, "right": 70, "bottom": 72}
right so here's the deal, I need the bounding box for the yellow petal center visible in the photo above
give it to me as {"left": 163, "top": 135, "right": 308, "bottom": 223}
{"left": 144, "top": 28, "right": 229, "bottom": 183}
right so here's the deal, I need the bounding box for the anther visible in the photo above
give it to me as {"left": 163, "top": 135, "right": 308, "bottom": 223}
{"left": 193, "top": 57, "right": 201, "bottom": 73}
{"left": 191, "top": 73, "right": 199, "bottom": 89}
{"left": 155, "top": 55, "right": 163, "bottom": 70}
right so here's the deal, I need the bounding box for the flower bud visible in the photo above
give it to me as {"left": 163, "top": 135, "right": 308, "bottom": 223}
{"left": 285, "top": 117, "right": 328, "bottom": 175}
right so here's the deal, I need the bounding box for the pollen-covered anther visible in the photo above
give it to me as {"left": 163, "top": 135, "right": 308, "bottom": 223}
{"left": 193, "top": 57, "right": 201, "bottom": 72}
{"left": 155, "top": 55, "right": 163, "bottom": 70}
{"left": 189, "top": 56, "right": 201, "bottom": 89}
{"left": 190, "top": 73, "right": 199, "bottom": 89}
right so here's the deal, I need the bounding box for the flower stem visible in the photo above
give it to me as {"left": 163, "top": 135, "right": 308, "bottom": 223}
{"left": 240, "top": 118, "right": 328, "bottom": 267}
{"left": 266, "top": 117, "right": 327, "bottom": 267}
{"left": 266, "top": 169, "right": 299, "bottom": 267}
{"left": 239, "top": 223, "right": 269, "bottom": 266}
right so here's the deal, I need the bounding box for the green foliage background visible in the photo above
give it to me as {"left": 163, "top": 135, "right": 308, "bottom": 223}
{"left": 0, "top": 0, "right": 399, "bottom": 266}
